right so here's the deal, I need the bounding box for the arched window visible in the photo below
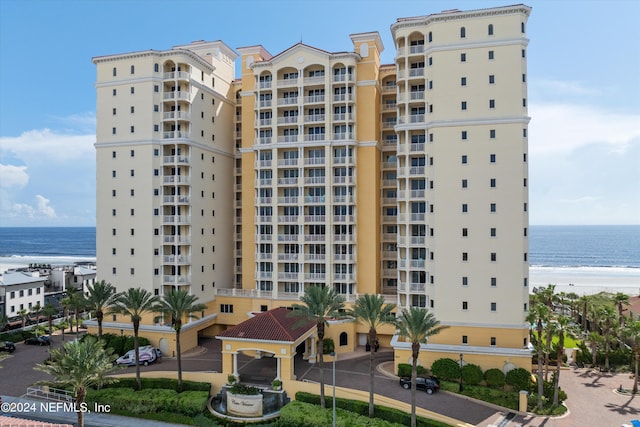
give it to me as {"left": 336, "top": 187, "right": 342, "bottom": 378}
{"left": 339, "top": 332, "right": 348, "bottom": 346}
{"left": 460, "top": 27, "right": 466, "bottom": 38}
{"left": 488, "top": 24, "right": 494, "bottom": 36}
{"left": 521, "top": 22, "right": 525, "bottom": 33}
{"left": 130, "top": 65, "right": 135, "bottom": 74}
{"left": 428, "top": 31, "right": 432, "bottom": 43}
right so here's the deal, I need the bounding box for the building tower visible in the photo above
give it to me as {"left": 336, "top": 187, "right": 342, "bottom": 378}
{"left": 93, "top": 41, "right": 238, "bottom": 324}
{"left": 390, "top": 4, "right": 532, "bottom": 362}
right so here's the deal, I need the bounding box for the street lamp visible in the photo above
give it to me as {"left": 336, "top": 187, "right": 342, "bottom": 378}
{"left": 330, "top": 351, "right": 337, "bottom": 427}
{"left": 459, "top": 353, "right": 464, "bottom": 392}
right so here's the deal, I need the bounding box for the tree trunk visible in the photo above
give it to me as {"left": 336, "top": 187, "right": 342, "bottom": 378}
{"left": 634, "top": 345, "right": 638, "bottom": 395}
{"left": 604, "top": 321, "right": 610, "bottom": 370}
{"left": 368, "top": 328, "right": 376, "bottom": 418}
{"left": 553, "top": 343, "right": 562, "bottom": 407}
{"left": 76, "top": 386, "right": 86, "bottom": 427}
{"left": 318, "top": 322, "right": 325, "bottom": 409}
{"left": 544, "top": 333, "right": 552, "bottom": 381}
{"left": 176, "top": 327, "right": 183, "bottom": 392}
{"left": 134, "top": 321, "right": 141, "bottom": 390}
{"left": 97, "top": 310, "right": 103, "bottom": 341}
{"left": 536, "top": 323, "right": 544, "bottom": 409}
{"left": 591, "top": 343, "right": 597, "bottom": 367}
{"left": 410, "top": 342, "right": 418, "bottom": 427}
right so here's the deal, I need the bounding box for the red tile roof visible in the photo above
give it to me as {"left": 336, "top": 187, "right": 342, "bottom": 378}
{"left": 0, "top": 415, "right": 72, "bottom": 426}
{"left": 216, "top": 307, "right": 315, "bottom": 342}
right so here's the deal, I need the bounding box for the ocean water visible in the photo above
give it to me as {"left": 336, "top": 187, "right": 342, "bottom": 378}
{"left": 0, "top": 225, "right": 638, "bottom": 295}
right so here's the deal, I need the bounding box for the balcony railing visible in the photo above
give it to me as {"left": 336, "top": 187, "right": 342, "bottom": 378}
{"left": 304, "top": 95, "right": 325, "bottom": 104}
{"left": 332, "top": 74, "right": 354, "bottom": 83}
{"left": 304, "top": 235, "right": 326, "bottom": 242}
{"left": 278, "top": 215, "right": 299, "bottom": 223}
{"left": 162, "top": 131, "right": 190, "bottom": 139}
{"left": 304, "top": 114, "right": 325, "bottom": 123}
{"left": 277, "top": 177, "right": 298, "bottom": 186}
{"left": 277, "top": 196, "right": 299, "bottom": 204}
{"left": 163, "top": 111, "right": 190, "bottom": 120}
{"left": 277, "top": 97, "right": 299, "bottom": 106}
{"left": 277, "top": 116, "right": 298, "bottom": 124}
{"left": 162, "top": 215, "right": 190, "bottom": 224}
{"left": 278, "top": 234, "right": 300, "bottom": 242}
{"left": 163, "top": 255, "right": 191, "bottom": 264}
{"left": 304, "top": 215, "right": 326, "bottom": 223}
{"left": 304, "top": 134, "right": 326, "bottom": 142}
{"left": 163, "top": 176, "right": 190, "bottom": 184}
{"left": 304, "top": 176, "right": 325, "bottom": 184}
{"left": 163, "top": 235, "right": 190, "bottom": 244}
{"left": 163, "top": 275, "right": 191, "bottom": 285}
{"left": 304, "top": 157, "right": 325, "bottom": 165}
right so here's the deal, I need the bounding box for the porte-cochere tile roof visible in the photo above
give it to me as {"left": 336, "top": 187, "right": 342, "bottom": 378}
{"left": 216, "top": 307, "right": 316, "bottom": 342}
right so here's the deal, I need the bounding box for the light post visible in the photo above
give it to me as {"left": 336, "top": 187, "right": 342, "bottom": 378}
{"left": 331, "top": 351, "right": 336, "bottom": 427}
{"left": 459, "top": 353, "right": 464, "bottom": 392}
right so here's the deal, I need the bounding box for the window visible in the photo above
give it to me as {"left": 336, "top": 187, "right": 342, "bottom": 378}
{"left": 524, "top": 202, "right": 527, "bottom": 212}
{"left": 490, "top": 252, "right": 497, "bottom": 262}
{"left": 489, "top": 75, "right": 495, "bottom": 84}
{"left": 491, "top": 302, "right": 497, "bottom": 312}
{"left": 524, "top": 253, "right": 528, "bottom": 262}
{"left": 130, "top": 169, "right": 135, "bottom": 177}
{"left": 462, "top": 179, "right": 468, "bottom": 188}
{"left": 521, "top": 22, "right": 525, "bottom": 33}
{"left": 460, "top": 27, "right": 466, "bottom": 38}
{"left": 428, "top": 31, "right": 432, "bottom": 42}
{"left": 154, "top": 63, "right": 159, "bottom": 72}
{"left": 130, "top": 208, "right": 134, "bottom": 216}
{"left": 112, "top": 67, "right": 117, "bottom": 77}
{"left": 130, "top": 228, "right": 135, "bottom": 236}
{"left": 112, "top": 89, "right": 117, "bottom": 96}
{"left": 524, "top": 303, "right": 528, "bottom": 312}
{"left": 130, "top": 149, "right": 134, "bottom": 157}
{"left": 462, "top": 155, "right": 467, "bottom": 164}
{"left": 490, "top": 337, "right": 496, "bottom": 346}
{"left": 112, "top": 267, "right": 116, "bottom": 274}
{"left": 522, "top": 73, "right": 527, "bottom": 83}
{"left": 112, "top": 209, "right": 116, "bottom": 216}
{"left": 130, "top": 106, "right": 135, "bottom": 114}
{"left": 488, "top": 24, "right": 494, "bottom": 35}
{"left": 462, "top": 252, "right": 468, "bottom": 261}
{"left": 489, "top": 99, "right": 495, "bottom": 109}
{"left": 462, "top": 335, "right": 468, "bottom": 344}
{"left": 462, "top": 228, "right": 468, "bottom": 237}
{"left": 154, "top": 125, "right": 159, "bottom": 132}
{"left": 220, "top": 304, "right": 234, "bottom": 313}
{"left": 461, "top": 131, "right": 467, "bottom": 140}
{"left": 522, "top": 49, "right": 526, "bottom": 58}
{"left": 462, "top": 301, "right": 468, "bottom": 310}
{"left": 462, "top": 276, "right": 468, "bottom": 286}
{"left": 154, "top": 85, "right": 159, "bottom": 92}
{"left": 490, "top": 154, "right": 496, "bottom": 163}
{"left": 112, "top": 151, "right": 116, "bottom": 158}
{"left": 154, "top": 104, "right": 159, "bottom": 112}
{"left": 130, "top": 87, "right": 134, "bottom": 94}
{"left": 112, "top": 108, "right": 116, "bottom": 116}
{"left": 524, "top": 178, "right": 528, "bottom": 187}
{"left": 461, "top": 101, "right": 467, "bottom": 110}
{"left": 112, "top": 127, "right": 116, "bottom": 135}
{"left": 461, "top": 77, "right": 467, "bottom": 86}
{"left": 339, "top": 332, "right": 348, "bottom": 346}
{"left": 490, "top": 129, "right": 496, "bottom": 139}
{"left": 490, "top": 178, "right": 496, "bottom": 188}
{"left": 524, "top": 227, "right": 528, "bottom": 237}
{"left": 130, "top": 65, "right": 135, "bottom": 74}
{"left": 460, "top": 53, "right": 466, "bottom": 62}
{"left": 112, "top": 228, "right": 116, "bottom": 236}
{"left": 523, "top": 98, "right": 527, "bottom": 107}
{"left": 491, "top": 277, "right": 497, "bottom": 287}
{"left": 462, "top": 203, "right": 468, "bottom": 213}
{"left": 130, "top": 126, "right": 135, "bottom": 133}
{"left": 130, "top": 268, "right": 135, "bottom": 275}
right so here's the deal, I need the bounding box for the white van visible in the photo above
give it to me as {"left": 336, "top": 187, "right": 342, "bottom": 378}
{"left": 116, "top": 346, "right": 157, "bottom": 366}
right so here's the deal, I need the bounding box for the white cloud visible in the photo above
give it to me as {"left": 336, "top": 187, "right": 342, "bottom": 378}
{"left": 0, "top": 128, "right": 95, "bottom": 163}
{"left": 35, "top": 195, "right": 57, "bottom": 217}
{"left": 529, "top": 102, "right": 640, "bottom": 155}
{"left": 0, "top": 164, "right": 29, "bottom": 188}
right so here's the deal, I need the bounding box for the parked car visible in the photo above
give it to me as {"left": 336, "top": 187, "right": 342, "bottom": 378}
{"left": 1, "top": 341, "right": 16, "bottom": 353}
{"left": 24, "top": 336, "right": 50, "bottom": 346}
{"left": 399, "top": 376, "right": 440, "bottom": 394}
{"left": 116, "top": 346, "right": 157, "bottom": 366}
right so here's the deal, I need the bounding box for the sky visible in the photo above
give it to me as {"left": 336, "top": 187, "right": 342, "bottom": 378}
{"left": 0, "top": 0, "right": 638, "bottom": 226}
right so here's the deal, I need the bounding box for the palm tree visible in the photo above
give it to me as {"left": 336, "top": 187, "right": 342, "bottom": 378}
{"left": 587, "top": 331, "right": 603, "bottom": 368}
{"left": 41, "top": 303, "right": 58, "bottom": 343}
{"left": 549, "top": 315, "right": 575, "bottom": 407}
{"left": 65, "top": 287, "right": 87, "bottom": 338}
{"left": 578, "top": 295, "right": 590, "bottom": 330}
{"left": 154, "top": 289, "right": 207, "bottom": 392}
{"left": 85, "top": 280, "right": 116, "bottom": 340}
{"left": 0, "top": 313, "right": 8, "bottom": 332}
{"left": 598, "top": 304, "right": 616, "bottom": 370}
{"left": 35, "top": 336, "right": 121, "bottom": 427}
{"left": 110, "top": 287, "right": 159, "bottom": 390}
{"left": 17, "top": 308, "right": 29, "bottom": 330}
{"left": 526, "top": 302, "right": 550, "bottom": 410}
{"left": 395, "top": 307, "right": 446, "bottom": 427}
{"left": 29, "top": 302, "right": 42, "bottom": 335}
{"left": 612, "top": 292, "right": 630, "bottom": 326}
{"left": 290, "top": 285, "right": 345, "bottom": 409}
{"left": 348, "top": 294, "right": 396, "bottom": 417}
{"left": 621, "top": 320, "right": 640, "bottom": 394}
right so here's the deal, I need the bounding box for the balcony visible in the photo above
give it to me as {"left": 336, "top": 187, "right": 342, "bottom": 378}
{"left": 162, "top": 215, "right": 190, "bottom": 224}
{"left": 257, "top": 271, "right": 273, "bottom": 279}
{"left": 333, "top": 273, "right": 354, "bottom": 281}
{"left": 333, "top": 195, "right": 354, "bottom": 203}
{"left": 162, "top": 195, "right": 190, "bottom": 204}
{"left": 277, "top": 97, "right": 299, "bottom": 106}
{"left": 258, "top": 100, "right": 272, "bottom": 108}
{"left": 305, "top": 273, "right": 326, "bottom": 281}
{"left": 277, "top": 177, "right": 298, "bottom": 186}
{"left": 257, "top": 253, "right": 273, "bottom": 260}
{"left": 304, "top": 114, "right": 325, "bottom": 123}
{"left": 333, "top": 176, "right": 354, "bottom": 184}
{"left": 382, "top": 179, "right": 397, "bottom": 187}
{"left": 256, "top": 216, "right": 272, "bottom": 223}
{"left": 333, "top": 157, "right": 354, "bottom": 166}
{"left": 163, "top": 71, "right": 190, "bottom": 80}
{"left": 258, "top": 234, "right": 273, "bottom": 241}
{"left": 304, "top": 215, "right": 326, "bottom": 223}
{"left": 304, "top": 95, "right": 325, "bottom": 104}
{"left": 163, "top": 176, "right": 190, "bottom": 184}
{"left": 304, "top": 176, "right": 325, "bottom": 185}
{"left": 409, "top": 166, "right": 425, "bottom": 176}
{"left": 398, "top": 282, "right": 426, "bottom": 292}
{"left": 277, "top": 253, "right": 300, "bottom": 261}
{"left": 278, "top": 272, "right": 300, "bottom": 280}
{"left": 163, "top": 255, "right": 191, "bottom": 264}
{"left": 259, "top": 80, "right": 272, "bottom": 89}
{"left": 333, "top": 235, "right": 354, "bottom": 242}
{"left": 163, "top": 131, "right": 190, "bottom": 139}
{"left": 163, "top": 235, "right": 190, "bottom": 244}
{"left": 382, "top": 102, "right": 397, "bottom": 111}
{"left": 163, "top": 275, "right": 191, "bottom": 286}
{"left": 277, "top": 78, "right": 298, "bottom": 87}
{"left": 278, "top": 234, "right": 300, "bottom": 242}
{"left": 304, "top": 235, "right": 326, "bottom": 242}
{"left": 304, "top": 196, "right": 325, "bottom": 204}
{"left": 305, "top": 253, "right": 326, "bottom": 261}
{"left": 304, "top": 157, "right": 325, "bottom": 166}
{"left": 278, "top": 215, "right": 299, "bottom": 223}
{"left": 304, "top": 134, "right": 326, "bottom": 142}
{"left": 277, "top": 135, "right": 299, "bottom": 143}
{"left": 382, "top": 84, "right": 397, "bottom": 93}
{"left": 332, "top": 94, "right": 354, "bottom": 102}
{"left": 163, "top": 91, "right": 190, "bottom": 101}
{"left": 257, "top": 178, "right": 272, "bottom": 186}
{"left": 332, "top": 74, "right": 354, "bottom": 83}
{"left": 258, "top": 118, "right": 273, "bottom": 126}
{"left": 163, "top": 111, "right": 190, "bottom": 120}
{"left": 384, "top": 135, "right": 398, "bottom": 145}
{"left": 334, "top": 254, "right": 354, "bottom": 261}
{"left": 277, "top": 196, "right": 299, "bottom": 204}
{"left": 333, "top": 215, "right": 354, "bottom": 223}
{"left": 257, "top": 160, "right": 272, "bottom": 168}
{"left": 398, "top": 115, "right": 425, "bottom": 124}
{"left": 277, "top": 158, "right": 299, "bottom": 166}
{"left": 162, "top": 155, "right": 190, "bottom": 164}
{"left": 278, "top": 116, "right": 299, "bottom": 124}
{"left": 409, "top": 68, "right": 425, "bottom": 77}
{"left": 332, "top": 113, "right": 354, "bottom": 121}
{"left": 258, "top": 197, "right": 272, "bottom": 204}
{"left": 257, "top": 137, "right": 273, "bottom": 145}
{"left": 382, "top": 119, "right": 397, "bottom": 130}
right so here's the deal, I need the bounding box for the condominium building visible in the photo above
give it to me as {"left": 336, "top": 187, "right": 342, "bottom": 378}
{"left": 93, "top": 4, "right": 532, "bottom": 370}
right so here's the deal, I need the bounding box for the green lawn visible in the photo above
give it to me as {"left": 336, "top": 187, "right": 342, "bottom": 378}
{"left": 550, "top": 335, "right": 581, "bottom": 348}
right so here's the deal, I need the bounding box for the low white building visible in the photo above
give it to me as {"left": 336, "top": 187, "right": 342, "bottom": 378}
{"left": 0, "top": 271, "right": 46, "bottom": 320}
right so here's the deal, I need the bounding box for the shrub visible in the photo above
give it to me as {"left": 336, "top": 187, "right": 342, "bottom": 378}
{"left": 229, "top": 383, "right": 261, "bottom": 395}
{"left": 430, "top": 358, "right": 460, "bottom": 381}
{"left": 484, "top": 368, "right": 505, "bottom": 388}
{"left": 505, "top": 368, "right": 531, "bottom": 391}
{"left": 397, "top": 363, "right": 428, "bottom": 377}
{"left": 461, "top": 364, "right": 483, "bottom": 386}
{"left": 101, "top": 377, "right": 209, "bottom": 393}
{"left": 86, "top": 387, "right": 208, "bottom": 416}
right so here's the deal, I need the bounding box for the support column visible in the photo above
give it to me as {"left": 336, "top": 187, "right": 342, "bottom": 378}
{"left": 308, "top": 335, "right": 317, "bottom": 363}
{"left": 233, "top": 352, "right": 239, "bottom": 377}
{"left": 276, "top": 357, "right": 281, "bottom": 380}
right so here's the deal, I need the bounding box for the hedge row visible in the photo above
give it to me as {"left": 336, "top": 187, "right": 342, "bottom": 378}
{"left": 274, "top": 400, "right": 405, "bottom": 427}
{"left": 85, "top": 387, "right": 208, "bottom": 417}
{"left": 82, "top": 333, "right": 150, "bottom": 356}
{"left": 397, "top": 363, "right": 428, "bottom": 377}
{"left": 295, "top": 392, "right": 452, "bottom": 427}
{"left": 102, "top": 377, "right": 210, "bottom": 392}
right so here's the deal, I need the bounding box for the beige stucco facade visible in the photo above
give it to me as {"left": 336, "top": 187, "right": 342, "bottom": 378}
{"left": 93, "top": 5, "right": 533, "bottom": 374}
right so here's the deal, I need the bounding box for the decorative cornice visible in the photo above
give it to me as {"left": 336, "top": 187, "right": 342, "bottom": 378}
{"left": 93, "top": 49, "right": 216, "bottom": 73}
